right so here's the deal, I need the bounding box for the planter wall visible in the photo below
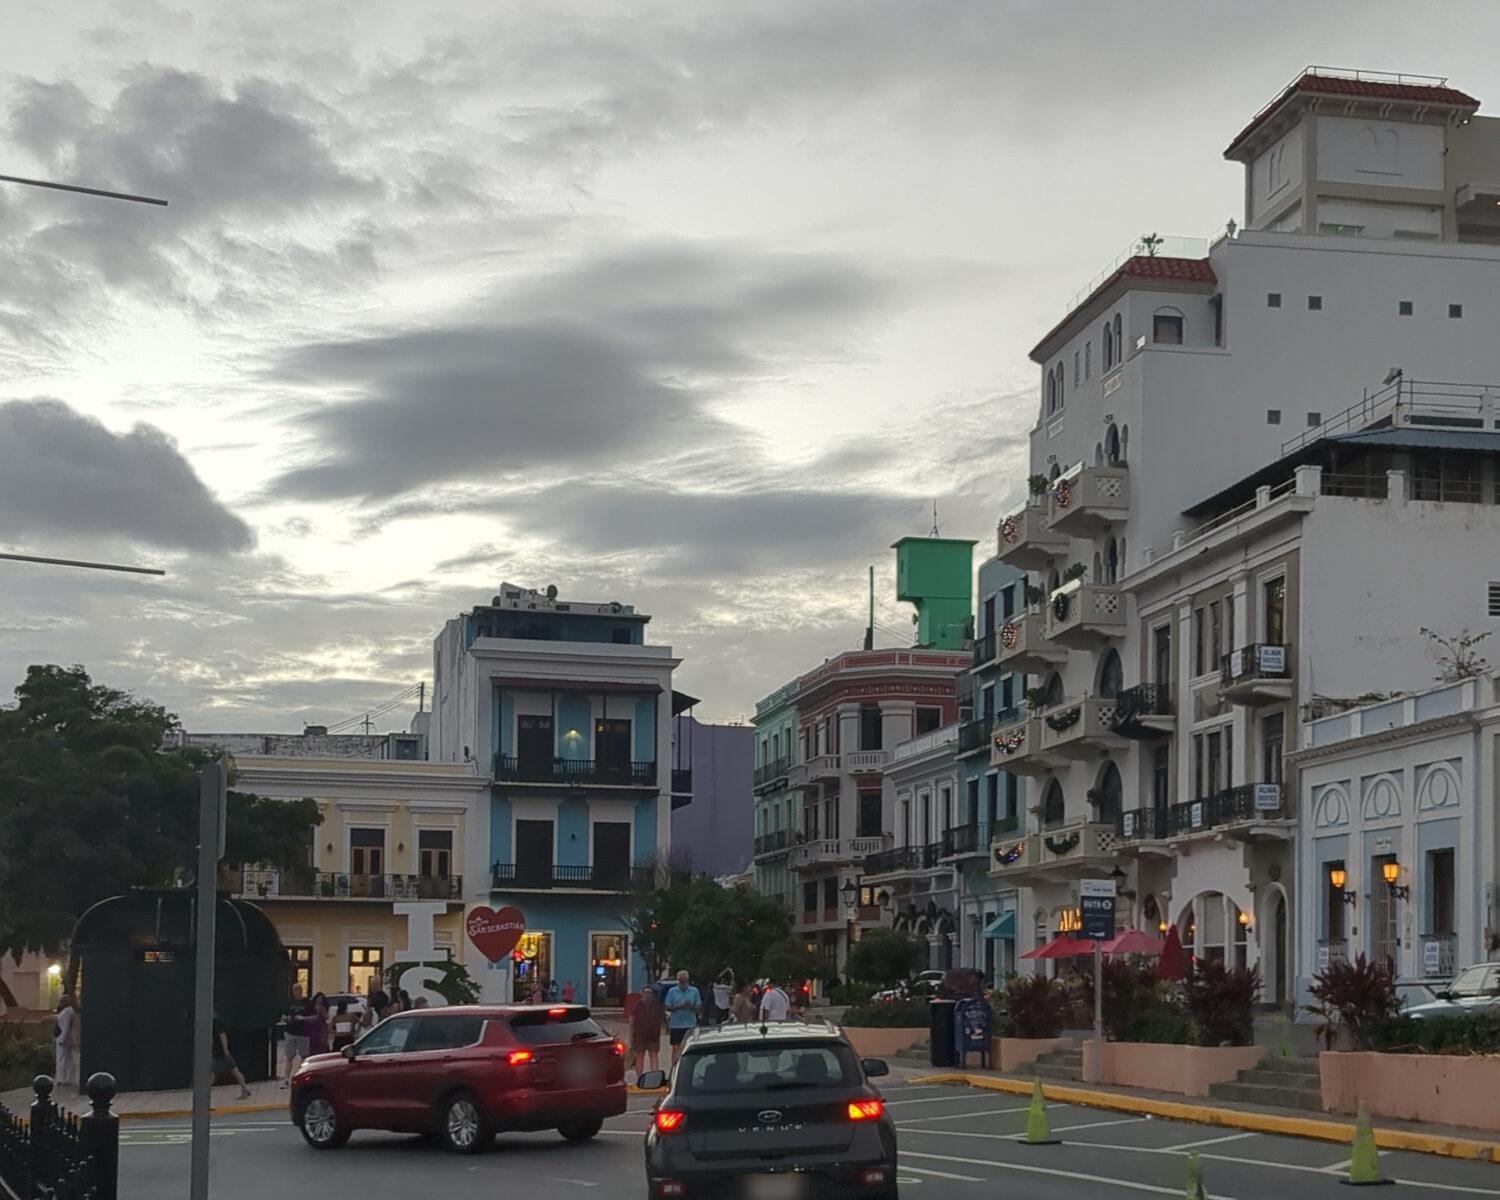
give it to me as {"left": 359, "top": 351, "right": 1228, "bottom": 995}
{"left": 842, "top": 1027, "right": 928, "bottom": 1059}
{"left": 1082, "top": 1040, "right": 1265, "bottom": 1097}
{"left": 1320, "top": 1051, "right": 1500, "bottom": 1132}
{"left": 993, "top": 1036, "right": 1071, "bottom": 1073}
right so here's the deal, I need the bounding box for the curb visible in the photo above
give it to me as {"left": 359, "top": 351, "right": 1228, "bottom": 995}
{"left": 911, "top": 1074, "right": 1500, "bottom": 1164}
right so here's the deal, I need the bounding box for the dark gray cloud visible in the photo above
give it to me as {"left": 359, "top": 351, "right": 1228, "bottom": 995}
{"left": 0, "top": 398, "right": 253, "bottom": 553}
{"left": 267, "top": 242, "right": 889, "bottom": 502}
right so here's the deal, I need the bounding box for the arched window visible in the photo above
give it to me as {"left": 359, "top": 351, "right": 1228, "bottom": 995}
{"left": 1120, "top": 425, "right": 1129, "bottom": 464}
{"left": 1046, "top": 567, "right": 1060, "bottom": 595}
{"left": 1048, "top": 461, "right": 1062, "bottom": 481}
{"left": 1102, "top": 321, "right": 1114, "bottom": 370}
{"left": 1041, "top": 671, "right": 1065, "bottom": 708}
{"left": 1103, "top": 536, "right": 1119, "bottom": 585}
{"left": 1094, "top": 442, "right": 1104, "bottom": 468}
{"left": 1092, "top": 761, "right": 1123, "bottom": 824}
{"left": 1054, "top": 363, "right": 1065, "bottom": 410}
{"left": 1153, "top": 306, "right": 1185, "bottom": 345}
{"left": 1105, "top": 422, "right": 1121, "bottom": 465}
{"left": 1045, "top": 371, "right": 1056, "bottom": 415}
{"left": 1097, "top": 647, "right": 1123, "bottom": 698}
{"left": 1041, "top": 778, "right": 1066, "bottom": 828}
{"left": 1112, "top": 313, "right": 1123, "bottom": 360}
{"left": 1118, "top": 537, "right": 1126, "bottom": 575}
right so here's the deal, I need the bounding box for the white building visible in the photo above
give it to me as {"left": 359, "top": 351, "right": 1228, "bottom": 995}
{"left": 993, "top": 67, "right": 1500, "bottom": 987}
{"left": 1289, "top": 676, "right": 1500, "bottom": 1007}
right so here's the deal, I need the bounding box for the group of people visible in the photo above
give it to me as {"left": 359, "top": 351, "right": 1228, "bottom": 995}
{"left": 522, "top": 976, "right": 576, "bottom": 1004}
{"left": 278, "top": 982, "right": 432, "bottom": 1085}
{"left": 626, "top": 971, "right": 805, "bottom": 1076}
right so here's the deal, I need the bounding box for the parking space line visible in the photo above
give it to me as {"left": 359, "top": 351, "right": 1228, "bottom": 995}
{"left": 1048, "top": 1116, "right": 1145, "bottom": 1133}
{"left": 898, "top": 1162, "right": 985, "bottom": 1182}
{"left": 897, "top": 1105, "right": 1031, "bottom": 1124}
{"left": 1169, "top": 1132, "right": 1258, "bottom": 1151}
{"left": 886, "top": 1093, "right": 1012, "bottom": 1106}
{"left": 900, "top": 1149, "right": 1241, "bottom": 1198}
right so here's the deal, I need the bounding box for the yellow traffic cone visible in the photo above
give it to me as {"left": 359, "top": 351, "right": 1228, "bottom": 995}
{"left": 1017, "top": 1077, "right": 1060, "bottom": 1145}
{"left": 1343, "top": 1101, "right": 1392, "bottom": 1186}
{"left": 1184, "top": 1150, "right": 1207, "bottom": 1199}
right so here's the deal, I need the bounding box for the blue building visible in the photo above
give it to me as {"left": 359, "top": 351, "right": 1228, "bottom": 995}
{"left": 431, "top": 583, "right": 687, "bottom": 1007}
{"left": 950, "top": 555, "right": 1027, "bottom": 981}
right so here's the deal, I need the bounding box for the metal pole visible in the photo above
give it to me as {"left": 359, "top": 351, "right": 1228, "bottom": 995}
{"left": 190, "top": 761, "right": 225, "bottom": 1200}
{"left": 0, "top": 173, "right": 168, "bottom": 206}
{"left": 0, "top": 551, "right": 165, "bottom": 576}
{"left": 1089, "top": 940, "right": 1103, "bottom": 1084}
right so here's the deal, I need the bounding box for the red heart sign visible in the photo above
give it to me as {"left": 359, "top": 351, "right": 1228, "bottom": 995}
{"left": 466, "top": 906, "right": 526, "bottom": 963}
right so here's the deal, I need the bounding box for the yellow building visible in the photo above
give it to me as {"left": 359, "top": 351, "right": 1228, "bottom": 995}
{"left": 217, "top": 754, "right": 489, "bottom": 997}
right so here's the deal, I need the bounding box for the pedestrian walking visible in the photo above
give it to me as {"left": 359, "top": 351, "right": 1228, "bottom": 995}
{"left": 330, "top": 1001, "right": 358, "bottom": 1050}
{"left": 529, "top": 975, "right": 545, "bottom": 1004}
{"left": 731, "top": 983, "right": 758, "bottom": 1024}
{"left": 52, "top": 994, "right": 77, "bottom": 1086}
{"left": 628, "top": 986, "right": 663, "bottom": 1078}
{"left": 281, "top": 985, "right": 314, "bottom": 1088}
{"left": 711, "top": 970, "right": 732, "bottom": 1026}
{"left": 209, "top": 1006, "right": 252, "bottom": 1100}
{"left": 546, "top": 978, "right": 561, "bottom": 1003}
{"left": 561, "top": 980, "right": 576, "bottom": 1004}
{"left": 367, "top": 979, "right": 391, "bottom": 1024}
{"left": 759, "top": 980, "right": 791, "bottom": 1023}
{"left": 308, "top": 992, "right": 330, "bottom": 1057}
{"left": 663, "top": 970, "right": 702, "bottom": 1067}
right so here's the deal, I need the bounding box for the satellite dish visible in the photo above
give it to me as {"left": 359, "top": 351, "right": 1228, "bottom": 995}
{"left": 546, "top": 584, "right": 559, "bottom": 600}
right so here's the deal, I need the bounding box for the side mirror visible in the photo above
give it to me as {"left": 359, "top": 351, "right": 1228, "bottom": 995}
{"left": 637, "top": 1069, "right": 666, "bottom": 1090}
{"left": 341, "top": 1045, "right": 357, "bottom": 1060}
{"left": 862, "top": 1058, "right": 889, "bottom": 1078}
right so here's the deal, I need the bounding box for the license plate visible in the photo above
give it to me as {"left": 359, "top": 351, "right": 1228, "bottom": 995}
{"left": 744, "top": 1174, "right": 803, "bottom": 1200}
{"left": 561, "top": 1057, "right": 597, "bottom": 1085}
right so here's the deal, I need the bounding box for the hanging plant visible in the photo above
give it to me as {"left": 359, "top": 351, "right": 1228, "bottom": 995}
{"left": 1045, "top": 706, "right": 1081, "bottom": 732}
{"left": 1062, "top": 562, "right": 1088, "bottom": 583}
{"left": 1028, "top": 473, "right": 1050, "bottom": 497}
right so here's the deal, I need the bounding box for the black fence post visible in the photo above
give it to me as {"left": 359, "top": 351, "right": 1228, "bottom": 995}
{"left": 81, "top": 1073, "right": 119, "bottom": 1200}
{"left": 28, "top": 1074, "right": 56, "bottom": 1196}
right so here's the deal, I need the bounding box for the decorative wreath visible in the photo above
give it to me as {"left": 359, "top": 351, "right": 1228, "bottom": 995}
{"left": 994, "top": 728, "right": 1026, "bottom": 755}
{"left": 1001, "top": 515, "right": 1019, "bottom": 544}
{"left": 1044, "top": 832, "right": 1080, "bottom": 856}
{"left": 1045, "top": 706, "right": 1081, "bottom": 732}
{"left": 1052, "top": 478, "right": 1072, "bottom": 509}
{"left": 995, "top": 841, "right": 1026, "bottom": 866}
{"left": 1052, "top": 592, "right": 1071, "bottom": 623}
{"left": 1000, "top": 622, "right": 1019, "bottom": 650}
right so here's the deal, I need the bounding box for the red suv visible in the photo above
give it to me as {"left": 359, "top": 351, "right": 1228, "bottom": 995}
{"left": 290, "top": 1004, "right": 627, "bottom": 1153}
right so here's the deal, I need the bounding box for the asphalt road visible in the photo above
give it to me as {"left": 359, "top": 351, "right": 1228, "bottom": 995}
{"left": 117, "top": 1082, "right": 1500, "bottom": 1199}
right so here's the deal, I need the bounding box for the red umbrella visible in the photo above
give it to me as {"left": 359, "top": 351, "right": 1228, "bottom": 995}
{"left": 1020, "top": 936, "right": 1095, "bottom": 960}
{"left": 1101, "top": 930, "right": 1163, "bottom": 956}
{"left": 1158, "top": 924, "right": 1186, "bottom": 981}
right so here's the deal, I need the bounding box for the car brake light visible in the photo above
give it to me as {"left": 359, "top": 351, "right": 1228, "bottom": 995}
{"left": 653, "top": 1108, "right": 687, "bottom": 1133}
{"left": 613, "top": 1040, "right": 626, "bottom": 1057}
{"left": 508, "top": 1049, "right": 533, "bottom": 1066}
{"left": 847, "top": 1098, "right": 884, "bottom": 1122}
{"left": 656, "top": 1183, "right": 685, "bottom": 1198}
{"left": 548, "top": 1007, "right": 568, "bottom": 1016}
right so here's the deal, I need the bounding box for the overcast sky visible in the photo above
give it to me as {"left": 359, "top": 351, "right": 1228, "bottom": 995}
{"left": 3, "top": 1, "right": 1498, "bottom": 731}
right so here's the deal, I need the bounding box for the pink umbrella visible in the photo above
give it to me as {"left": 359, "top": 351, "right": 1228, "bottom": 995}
{"left": 1158, "top": 924, "right": 1186, "bottom": 981}
{"left": 1101, "top": 930, "right": 1163, "bottom": 956}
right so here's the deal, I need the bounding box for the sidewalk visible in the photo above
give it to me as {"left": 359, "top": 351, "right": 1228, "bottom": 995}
{"left": 910, "top": 1063, "right": 1500, "bottom": 1164}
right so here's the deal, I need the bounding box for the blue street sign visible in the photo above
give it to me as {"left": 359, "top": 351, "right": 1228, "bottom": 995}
{"left": 1079, "top": 879, "right": 1116, "bottom": 942}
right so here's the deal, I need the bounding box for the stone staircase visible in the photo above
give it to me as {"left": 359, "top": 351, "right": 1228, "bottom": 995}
{"left": 1026, "top": 1045, "right": 1083, "bottom": 1082}
{"left": 1207, "top": 1054, "right": 1324, "bottom": 1112}
{"left": 893, "top": 1039, "right": 931, "bottom": 1063}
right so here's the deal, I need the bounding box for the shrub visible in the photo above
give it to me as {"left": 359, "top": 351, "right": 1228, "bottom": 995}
{"left": 828, "top": 981, "right": 875, "bottom": 1007}
{"left": 1372, "top": 1012, "right": 1500, "bottom": 1056}
{"left": 1078, "top": 958, "right": 1191, "bottom": 1044}
{"left": 1184, "top": 960, "right": 1259, "bottom": 1047}
{"left": 0, "top": 1028, "right": 53, "bottom": 1092}
{"left": 840, "top": 999, "right": 930, "bottom": 1028}
{"left": 998, "top": 974, "right": 1070, "bottom": 1039}
{"left": 1305, "top": 954, "right": 1401, "bottom": 1050}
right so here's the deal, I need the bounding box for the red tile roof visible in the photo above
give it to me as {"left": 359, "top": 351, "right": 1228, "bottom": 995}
{"left": 1029, "top": 257, "right": 1218, "bottom": 361}
{"left": 1225, "top": 72, "right": 1480, "bottom": 158}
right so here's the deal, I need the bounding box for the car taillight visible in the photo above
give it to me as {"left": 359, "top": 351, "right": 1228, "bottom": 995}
{"left": 653, "top": 1108, "right": 687, "bottom": 1133}
{"left": 548, "top": 1007, "right": 568, "bottom": 1015}
{"left": 847, "top": 1098, "right": 884, "bottom": 1122}
{"left": 508, "top": 1049, "right": 534, "bottom": 1066}
{"left": 613, "top": 1040, "right": 626, "bottom": 1057}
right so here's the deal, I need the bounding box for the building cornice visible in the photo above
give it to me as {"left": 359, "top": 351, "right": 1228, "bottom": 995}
{"left": 1286, "top": 712, "right": 1477, "bottom": 766}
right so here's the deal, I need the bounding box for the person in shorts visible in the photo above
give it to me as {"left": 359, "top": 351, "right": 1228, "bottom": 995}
{"left": 281, "top": 985, "right": 313, "bottom": 1088}
{"left": 210, "top": 1006, "right": 252, "bottom": 1100}
{"left": 663, "top": 971, "right": 702, "bottom": 1067}
{"left": 628, "top": 985, "right": 664, "bottom": 1078}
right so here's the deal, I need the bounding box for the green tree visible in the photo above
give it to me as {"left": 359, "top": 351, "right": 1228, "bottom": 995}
{"left": 386, "top": 959, "right": 482, "bottom": 1006}
{"left": 759, "top": 938, "right": 835, "bottom": 986}
{"left": 0, "top": 664, "right": 323, "bottom": 1000}
{"left": 842, "top": 929, "right": 926, "bottom": 987}
{"left": 623, "top": 873, "right": 793, "bottom": 986}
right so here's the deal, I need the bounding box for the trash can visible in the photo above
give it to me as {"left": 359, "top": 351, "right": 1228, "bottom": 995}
{"left": 928, "top": 999, "right": 958, "bottom": 1068}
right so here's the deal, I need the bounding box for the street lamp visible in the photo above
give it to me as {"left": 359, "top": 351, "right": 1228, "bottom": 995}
{"left": 841, "top": 878, "right": 858, "bottom": 921}
{"left": 1381, "top": 860, "right": 1410, "bottom": 901}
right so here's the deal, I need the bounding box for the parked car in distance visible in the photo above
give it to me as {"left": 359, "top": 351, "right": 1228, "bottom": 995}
{"left": 290, "top": 1004, "right": 626, "bottom": 1153}
{"left": 320, "top": 992, "right": 368, "bottom": 1016}
{"left": 870, "top": 971, "right": 944, "bottom": 1004}
{"left": 640, "top": 1021, "right": 897, "bottom": 1199}
{"left": 1405, "top": 963, "right": 1500, "bottom": 1019}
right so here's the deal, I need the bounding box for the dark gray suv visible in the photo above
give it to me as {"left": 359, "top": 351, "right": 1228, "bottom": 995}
{"left": 640, "top": 1021, "right": 896, "bottom": 1200}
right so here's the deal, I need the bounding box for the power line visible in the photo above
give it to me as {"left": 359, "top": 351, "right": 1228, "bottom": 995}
{"left": 0, "top": 551, "right": 165, "bottom": 576}
{"left": 0, "top": 172, "right": 168, "bottom": 206}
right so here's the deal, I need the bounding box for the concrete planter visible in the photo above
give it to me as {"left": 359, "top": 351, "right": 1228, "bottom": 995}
{"left": 841, "top": 1027, "right": 928, "bottom": 1059}
{"left": 1320, "top": 1051, "right": 1500, "bottom": 1131}
{"left": 993, "top": 1036, "right": 1071, "bottom": 1072}
{"left": 1081, "top": 1040, "right": 1265, "bottom": 1096}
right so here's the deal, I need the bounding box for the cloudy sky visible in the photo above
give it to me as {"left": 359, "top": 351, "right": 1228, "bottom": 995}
{"left": 3, "top": 1, "right": 1497, "bottom": 731}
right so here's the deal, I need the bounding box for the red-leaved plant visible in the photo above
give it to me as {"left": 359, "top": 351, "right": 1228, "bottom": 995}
{"left": 1304, "top": 953, "right": 1400, "bottom": 1050}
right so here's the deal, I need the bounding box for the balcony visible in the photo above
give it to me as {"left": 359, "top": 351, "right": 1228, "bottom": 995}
{"left": 1115, "top": 807, "right": 1169, "bottom": 844}
{"left": 990, "top": 818, "right": 1119, "bottom": 883}
{"left": 494, "top": 755, "right": 657, "bottom": 788}
{"left": 843, "top": 749, "right": 891, "bottom": 774}
{"left": 972, "top": 630, "right": 998, "bottom": 668}
{"left": 789, "top": 834, "right": 892, "bottom": 872}
{"left": 940, "top": 822, "right": 987, "bottom": 860}
{"left": 997, "top": 501, "right": 1068, "bottom": 570}
{"left": 989, "top": 712, "right": 1064, "bottom": 777}
{"left": 1044, "top": 583, "right": 1125, "bottom": 648}
{"left": 861, "top": 842, "right": 945, "bottom": 879}
{"left": 1045, "top": 465, "right": 1130, "bottom": 535}
{"left": 789, "top": 754, "right": 840, "bottom": 791}
{"left": 1038, "top": 696, "right": 1126, "bottom": 760}
{"left": 754, "top": 830, "right": 793, "bottom": 859}
{"left": 490, "top": 863, "right": 654, "bottom": 891}
{"left": 957, "top": 717, "right": 991, "bottom": 757}
{"left": 1166, "top": 783, "right": 1289, "bottom": 840}
{"left": 1111, "top": 683, "right": 1174, "bottom": 739}
{"left": 1221, "top": 644, "right": 1292, "bottom": 705}
{"left": 753, "top": 757, "right": 792, "bottom": 791}
{"left": 221, "top": 867, "right": 464, "bottom": 902}
{"left": 998, "top": 610, "right": 1067, "bottom": 675}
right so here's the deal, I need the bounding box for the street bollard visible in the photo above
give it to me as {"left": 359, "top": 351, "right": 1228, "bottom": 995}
{"left": 28, "top": 1074, "right": 57, "bottom": 1197}
{"left": 81, "top": 1072, "right": 120, "bottom": 1200}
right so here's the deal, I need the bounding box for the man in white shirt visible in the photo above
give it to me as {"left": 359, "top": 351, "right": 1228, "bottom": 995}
{"left": 759, "top": 981, "right": 790, "bottom": 1023}
{"left": 711, "top": 972, "right": 732, "bottom": 1026}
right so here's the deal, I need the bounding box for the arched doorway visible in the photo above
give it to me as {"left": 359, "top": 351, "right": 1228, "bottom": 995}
{"left": 1096, "top": 648, "right": 1123, "bottom": 698}
{"left": 1105, "top": 422, "right": 1121, "bottom": 465}
{"left": 1040, "top": 778, "right": 1066, "bottom": 829}
{"left": 1091, "top": 761, "right": 1122, "bottom": 824}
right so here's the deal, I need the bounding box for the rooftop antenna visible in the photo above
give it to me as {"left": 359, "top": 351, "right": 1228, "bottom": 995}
{"left": 930, "top": 501, "right": 940, "bottom": 537}
{"left": 863, "top": 566, "right": 874, "bottom": 651}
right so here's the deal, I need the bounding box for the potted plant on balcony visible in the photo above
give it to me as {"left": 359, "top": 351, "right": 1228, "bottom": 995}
{"left": 1027, "top": 473, "right": 1050, "bottom": 498}
{"left": 1061, "top": 562, "right": 1087, "bottom": 584}
{"left": 1024, "top": 583, "right": 1046, "bottom": 608}
{"left": 1023, "top": 687, "right": 1049, "bottom": 712}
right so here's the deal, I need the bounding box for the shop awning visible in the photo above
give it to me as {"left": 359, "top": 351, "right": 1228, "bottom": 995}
{"left": 982, "top": 911, "right": 1015, "bottom": 940}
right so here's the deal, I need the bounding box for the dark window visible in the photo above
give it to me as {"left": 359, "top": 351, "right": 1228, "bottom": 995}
{"left": 1449, "top": 303, "right": 1464, "bottom": 319}
{"left": 611, "top": 627, "right": 632, "bottom": 644}
{"left": 822, "top": 878, "right": 839, "bottom": 910}
{"left": 859, "top": 706, "right": 882, "bottom": 751}
{"left": 677, "top": 1044, "right": 860, "bottom": 1095}
{"left": 509, "top": 1009, "right": 606, "bottom": 1044}
{"left": 1041, "top": 780, "right": 1065, "bottom": 828}
{"left": 1428, "top": 848, "right": 1456, "bottom": 936}
{"left": 965, "top": 777, "right": 980, "bottom": 826}
{"left": 594, "top": 718, "right": 631, "bottom": 767}
{"left": 1398, "top": 300, "right": 1413, "bottom": 316}
{"left": 915, "top": 707, "right": 942, "bottom": 735}
{"left": 1192, "top": 608, "right": 1206, "bottom": 675}
{"left": 1153, "top": 625, "right": 1171, "bottom": 686}
{"left": 1261, "top": 713, "right": 1284, "bottom": 785}
{"left": 1211, "top": 295, "right": 1224, "bottom": 346}
{"left": 803, "top": 882, "right": 818, "bottom": 914}
{"left": 350, "top": 827, "right": 384, "bottom": 877}
{"left": 1097, "top": 648, "right": 1123, "bottom": 698}
{"left": 1307, "top": 411, "right": 1321, "bottom": 427}
{"left": 514, "top": 820, "right": 554, "bottom": 888}
{"left": 593, "top": 822, "right": 631, "bottom": 886}
{"left": 517, "top": 715, "right": 554, "bottom": 773}
{"left": 418, "top": 830, "right": 453, "bottom": 879}
{"left": 857, "top": 793, "right": 883, "bottom": 838}
{"left": 1093, "top": 763, "right": 1122, "bottom": 823}
{"left": 1325, "top": 862, "right": 1346, "bottom": 940}
{"left": 1267, "top": 293, "right": 1282, "bottom": 308}
{"left": 1151, "top": 745, "right": 1170, "bottom": 810}
{"left": 1153, "top": 313, "right": 1184, "bottom": 344}
{"left": 1307, "top": 295, "right": 1323, "bottom": 311}
{"left": 1267, "top": 409, "right": 1281, "bottom": 425}
{"left": 1263, "top": 576, "right": 1286, "bottom": 645}
{"left": 982, "top": 593, "right": 996, "bottom": 635}
{"left": 407, "top": 1015, "right": 485, "bottom": 1052}
{"left": 986, "top": 774, "right": 1000, "bottom": 826}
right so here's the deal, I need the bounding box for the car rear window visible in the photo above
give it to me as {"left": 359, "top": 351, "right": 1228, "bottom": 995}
{"left": 509, "top": 1007, "right": 608, "bottom": 1045}
{"left": 677, "top": 1043, "right": 860, "bottom": 1095}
